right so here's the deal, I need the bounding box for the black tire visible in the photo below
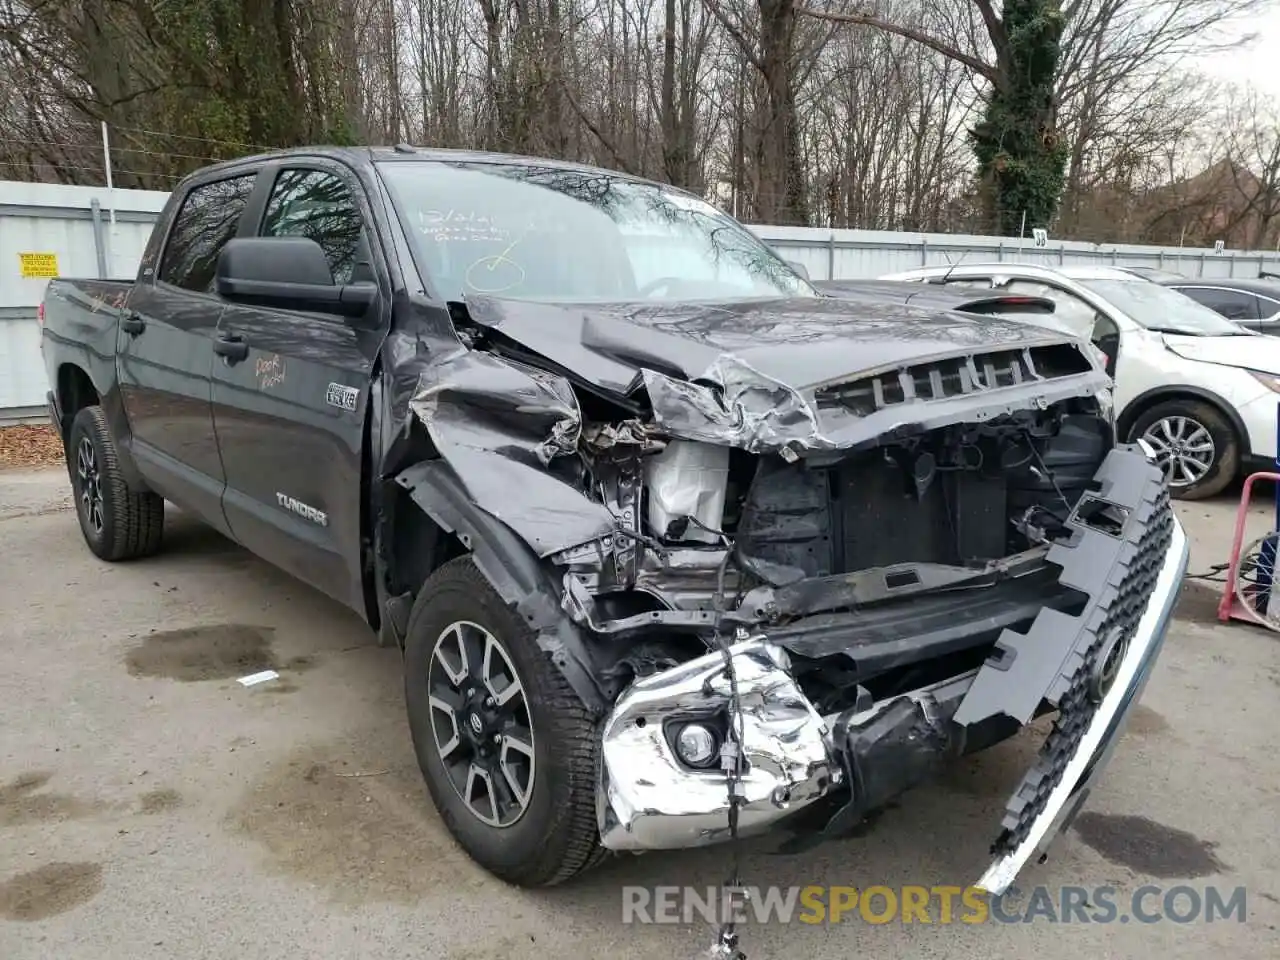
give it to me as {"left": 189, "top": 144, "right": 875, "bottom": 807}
{"left": 403, "top": 556, "right": 604, "bottom": 887}
{"left": 67, "top": 405, "right": 165, "bottom": 561}
{"left": 1127, "top": 399, "right": 1238, "bottom": 501}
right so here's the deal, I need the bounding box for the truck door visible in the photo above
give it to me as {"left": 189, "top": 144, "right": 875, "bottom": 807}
{"left": 210, "top": 163, "right": 386, "bottom": 611}
{"left": 118, "top": 172, "right": 259, "bottom": 533}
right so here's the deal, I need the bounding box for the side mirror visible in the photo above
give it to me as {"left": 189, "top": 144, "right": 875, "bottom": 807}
{"left": 215, "top": 236, "right": 377, "bottom": 320}
{"left": 786, "top": 259, "right": 811, "bottom": 281}
{"left": 1090, "top": 313, "right": 1120, "bottom": 378}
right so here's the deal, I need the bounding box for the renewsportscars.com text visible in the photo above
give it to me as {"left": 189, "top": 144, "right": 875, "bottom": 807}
{"left": 621, "top": 884, "right": 1248, "bottom": 926}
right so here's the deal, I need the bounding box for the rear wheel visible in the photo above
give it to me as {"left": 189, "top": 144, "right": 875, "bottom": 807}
{"left": 1128, "top": 399, "right": 1237, "bottom": 500}
{"left": 67, "top": 405, "right": 164, "bottom": 560}
{"left": 403, "top": 557, "right": 604, "bottom": 886}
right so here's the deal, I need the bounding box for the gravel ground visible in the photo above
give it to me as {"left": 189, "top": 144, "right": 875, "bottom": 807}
{"left": 1, "top": 466, "right": 1279, "bottom": 960}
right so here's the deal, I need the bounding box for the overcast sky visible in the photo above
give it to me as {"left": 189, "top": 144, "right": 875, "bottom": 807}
{"left": 1198, "top": 9, "right": 1280, "bottom": 98}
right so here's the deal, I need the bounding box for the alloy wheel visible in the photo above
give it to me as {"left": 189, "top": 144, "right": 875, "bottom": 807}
{"left": 426, "top": 620, "right": 536, "bottom": 828}
{"left": 76, "top": 436, "right": 104, "bottom": 535}
{"left": 1140, "top": 415, "right": 1216, "bottom": 489}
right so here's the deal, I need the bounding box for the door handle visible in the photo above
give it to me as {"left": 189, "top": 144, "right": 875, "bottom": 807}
{"left": 213, "top": 333, "right": 249, "bottom": 364}
{"left": 121, "top": 312, "right": 145, "bottom": 336}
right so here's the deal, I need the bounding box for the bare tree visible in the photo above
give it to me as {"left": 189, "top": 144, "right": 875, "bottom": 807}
{"left": 407, "top": 0, "right": 471, "bottom": 146}
{"left": 0, "top": 0, "right": 1274, "bottom": 252}
{"left": 797, "top": 0, "right": 1263, "bottom": 234}
{"left": 805, "top": 8, "right": 976, "bottom": 231}
{"left": 701, "top": 0, "right": 828, "bottom": 225}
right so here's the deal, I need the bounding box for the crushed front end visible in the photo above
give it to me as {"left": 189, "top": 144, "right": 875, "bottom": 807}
{"left": 393, "top": 294, "right": 1187, "bottom": 895}
{"left": 593, "top": 442, "right": 1187, "bottom": 893}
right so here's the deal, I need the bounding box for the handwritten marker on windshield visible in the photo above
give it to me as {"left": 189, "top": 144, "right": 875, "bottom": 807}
{"left": 238, "top": 670, "right": 280, "bottom": 688}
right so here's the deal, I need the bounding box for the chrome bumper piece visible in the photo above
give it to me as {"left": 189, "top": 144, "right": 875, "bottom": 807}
{"left": 597, "top": 637, "right": 835, "bottom": 852}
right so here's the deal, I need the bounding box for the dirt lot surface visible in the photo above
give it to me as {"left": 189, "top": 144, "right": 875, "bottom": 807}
{"left": 2, "top": 466, "right": 1279, "bottom": 959}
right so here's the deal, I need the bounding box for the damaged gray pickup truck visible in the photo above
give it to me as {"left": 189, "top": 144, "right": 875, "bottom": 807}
{"left": 40, "top": 147, "right": 1189, "bottom": 894}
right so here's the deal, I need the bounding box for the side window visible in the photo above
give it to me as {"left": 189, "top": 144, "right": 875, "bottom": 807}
{"left": 261, "top": 169, "right": 365, "bottom": 285}
{"left": 1254, "top": 295, "right": 1280, "bottom": 321}
{"left": 158, "top": 174, "right": 257, "bottom": 293}
{"left": 1210, "top": 288, "right": 1259, "bottom": 320}
{"left": 1177, "top": 286, "right": 1259, "bottom": 320}
{"left": 1246, "top": 297, "right": 1280, "bottom": 334}
{"left": 1002, "top": 280, "right": 1097, "bottom": 338}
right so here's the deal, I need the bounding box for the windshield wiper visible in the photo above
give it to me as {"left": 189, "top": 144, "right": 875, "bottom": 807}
{"left": 1151, "top": 326, "right": 1254, "bottom": 337}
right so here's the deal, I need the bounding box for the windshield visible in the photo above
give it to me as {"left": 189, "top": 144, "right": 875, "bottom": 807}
{"left": 1077, "top": 278, "right": 1252, "bottom": 336}
{"left": 377, "top": 160, "right": 815, "bottom": 303}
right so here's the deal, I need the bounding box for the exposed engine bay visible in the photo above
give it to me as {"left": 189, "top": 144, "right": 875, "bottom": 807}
{"left": 384, "top": 291, "right": 1185, "bottom": 900}
{"left": 560, "top": 397, "right": 1112, "bottom": 716}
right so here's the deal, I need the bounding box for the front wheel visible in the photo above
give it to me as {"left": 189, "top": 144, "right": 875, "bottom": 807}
{"left": 403, "top": 557, "right": 604, "bottom": 886}
{"left": 67, "top": 405, "right": 164, "bottom": 560}
{"left": 1128, "top": 399, "right": 1238, "bottom": 500}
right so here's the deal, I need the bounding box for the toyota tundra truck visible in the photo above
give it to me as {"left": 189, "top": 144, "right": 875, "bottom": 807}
{"left": 39, "top": 146, "right": 1189, "bottom": 895}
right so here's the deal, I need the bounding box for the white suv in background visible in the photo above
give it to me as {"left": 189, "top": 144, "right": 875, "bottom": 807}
{"left": 879, "top": 262, "right": 1280, "bottom": 499}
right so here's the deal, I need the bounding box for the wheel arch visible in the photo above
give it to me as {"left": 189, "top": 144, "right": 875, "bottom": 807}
{"left": 373, "top": 471, "right": 468, "bottom": 640}
{"left": 1117, "top": 385, "right": 1251, "bottom": 461}
{"left": 54, "top": 361, "right": 150, "bottom": 489}
{"left": 55, "top": 363, "right": 100, "bottom": 441}
{"left": 384, "top": 459, "right": 610, "bottom": 715}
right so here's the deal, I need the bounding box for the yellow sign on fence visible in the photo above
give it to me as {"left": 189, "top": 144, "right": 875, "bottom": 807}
{"left": 18, "top": 252, "right": 59, "bottom": 278}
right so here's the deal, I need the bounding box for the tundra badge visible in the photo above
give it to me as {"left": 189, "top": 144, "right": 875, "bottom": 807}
{"left": 276, "top": 493, "right": 328, "bottom": 527}
{"left": 326, "top": 382, "right": 360, "bottom": 412}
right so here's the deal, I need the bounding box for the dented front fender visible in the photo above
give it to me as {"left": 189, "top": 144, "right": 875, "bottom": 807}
{"left": 394, "top": 458, "right": 612, "bottom": 714}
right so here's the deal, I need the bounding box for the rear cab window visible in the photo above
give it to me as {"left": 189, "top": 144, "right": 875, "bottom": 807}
{"left": 157, "top": 174, "right": 258, "bottom": 293}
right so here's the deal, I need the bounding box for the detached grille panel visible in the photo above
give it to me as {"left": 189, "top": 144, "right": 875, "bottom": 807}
{"left": 992, "top": 484, "right": 1173, "bottom": 856}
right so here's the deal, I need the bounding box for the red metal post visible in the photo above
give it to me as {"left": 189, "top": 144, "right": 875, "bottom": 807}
{"left": 1219, "top": 471, "right": 1280, "bottom": 622}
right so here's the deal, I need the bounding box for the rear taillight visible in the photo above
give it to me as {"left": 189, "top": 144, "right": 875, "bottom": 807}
{"left": 37, "top": 303, "right": 44, "bottom": 326}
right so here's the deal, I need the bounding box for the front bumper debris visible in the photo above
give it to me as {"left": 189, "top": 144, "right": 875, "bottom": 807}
{"left": 595, "top": 445, "right": 1190, "bottom": 894}
{"left": 597, "top": 637, "right": 835, "bottom": 851}
{"left": 977, "top": 506, "right": 1188, "bottom": 894}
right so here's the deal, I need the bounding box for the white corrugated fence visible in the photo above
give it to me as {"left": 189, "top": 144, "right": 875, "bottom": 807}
{"left": 4, "top": 179, "right": 1280, "bottom": 420}
{"left": 0, "top": 181, "right": 167, "bottom": 419}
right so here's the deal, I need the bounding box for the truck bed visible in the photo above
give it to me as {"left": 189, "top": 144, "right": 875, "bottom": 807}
{"left": 42, "top": 278, "right": 132, "bottom": 348}
{"left": 40, "top": 278, "right": 135, "bottom": 438}
{"left": 44, "top": 278, "right": 133, "bottom": 323}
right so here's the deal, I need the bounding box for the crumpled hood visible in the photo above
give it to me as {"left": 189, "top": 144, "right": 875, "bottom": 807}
{"left": 458, "top": 293, "right": 1110, "bottom": 457}
{"left": 385, "top": 292, "right": 1108, "bottom": 562}
{"left": 1162, "top": 332, "right": 1280, "bottom": 374}
{"left": 463, "top": 294, "right": 1077, "bottom": 394}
